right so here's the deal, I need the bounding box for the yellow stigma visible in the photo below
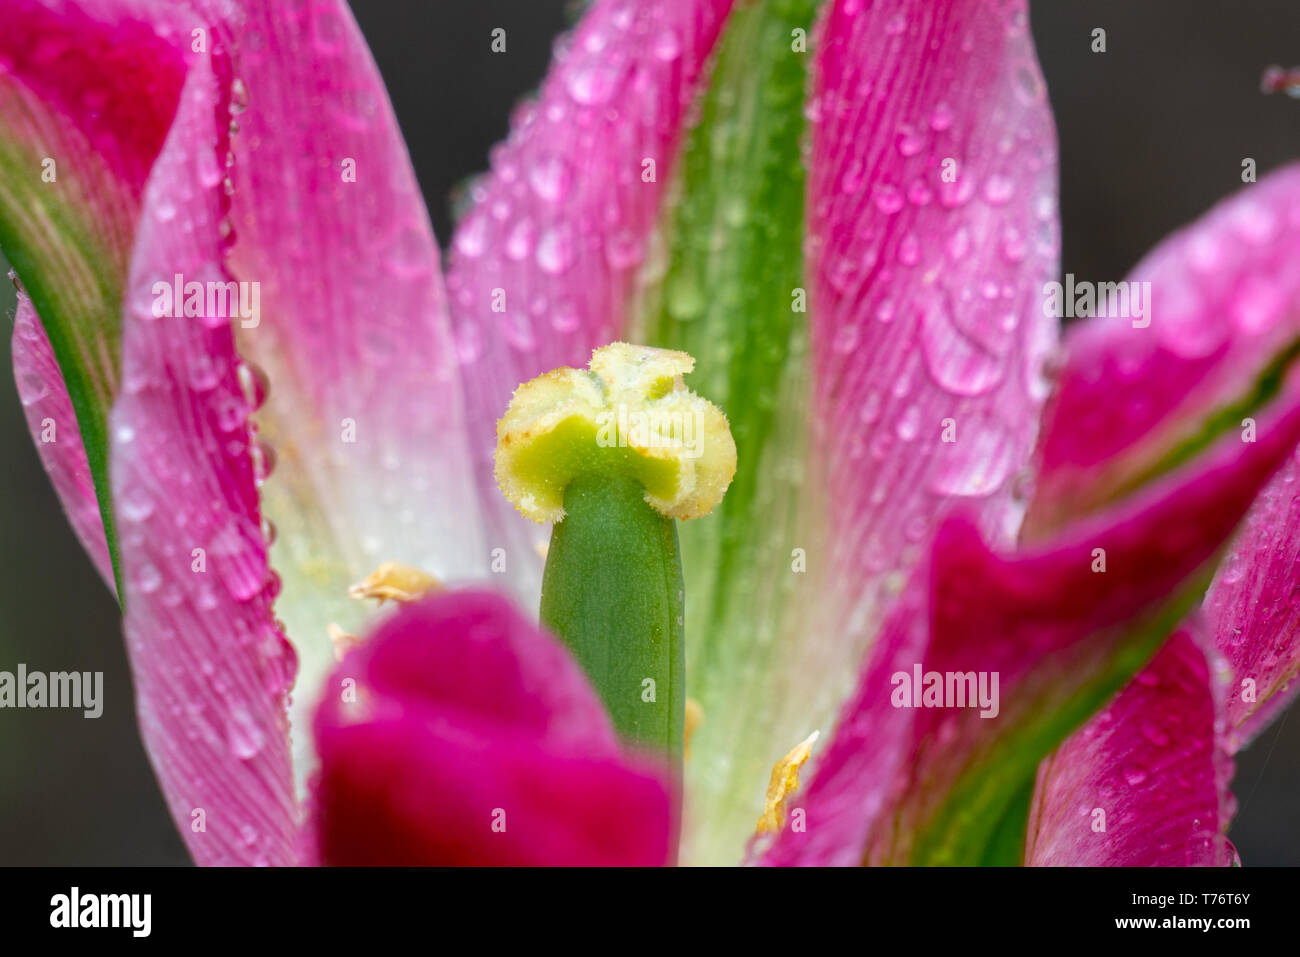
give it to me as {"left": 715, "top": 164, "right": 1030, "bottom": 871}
{"left": 494, "top": 342, "right": 737, "bottom": 524}
{"left": 755, "top": 730, "right": 819, "bottom": 836}
{"left": 348, "top": 561, "right": 444, "bottom": 604}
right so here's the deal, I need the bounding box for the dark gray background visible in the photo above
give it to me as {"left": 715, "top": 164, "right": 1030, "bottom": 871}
{"left": 0, "top": 1, "right": 1296, "bottom": 865}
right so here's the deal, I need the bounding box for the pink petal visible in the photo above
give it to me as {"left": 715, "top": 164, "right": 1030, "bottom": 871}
{"left": 1205, "top": 450, "right": 1300, "bottom": 748}
{"left": 764, "top": 393, "right": 1300, "bottom": 866}
{"left": 109, "top": 12, "right": 299, "bottom": 866}
{"left": 314, "top": 591, "right": 672, "bottom": 866}
{"left": 805, "top": 0, "right": 1058, "bottom": 704}
{"left": 1027, "top": 164, "right": 1300, "bottom": 536}
{"left": 11, "top": 291, "right": 115, "bottom": 592}
{"left": 1021, "top": 166, "right": 1300, "bottom": 865}
{"left": 1025, "top": 625, "right": 1235, "bottom": 867}
{"left": 208, "top": 0, "right": 495, "bottom": 786}
{"left": 730, "top": 0, "right": 1055, "bottom": 867}
{"left": 444, "top": 0, "right": 736, "bottom": 593}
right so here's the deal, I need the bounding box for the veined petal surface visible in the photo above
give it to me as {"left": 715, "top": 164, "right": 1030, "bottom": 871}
{"left": 632, "top": 0, "right": 1057, "bottom": 863}
{"left": 0, "top": 0, "right": 300, "bottom": 865}
{"left": 110, "top": 19, "right": 300, "bottom": 864}
{"left": 1205, "top": 450, "right": 1300, "bottom": 749}
{"left": 1025, "top": 625, "right": 1234, "bottom": 867}
{"left": 445, "top": 0, "right": 736, "bottom": 602}
{"left": 1027, "top": 166, "right": 1300, "bottom": 865}
{"left": 11, "top": 289, "right": 114, "bottom": 590}
{"left": 210, "top": 0, "right": 490, "bottom": 792}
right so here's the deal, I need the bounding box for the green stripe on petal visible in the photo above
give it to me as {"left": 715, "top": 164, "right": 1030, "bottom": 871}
{"left": 630, "top": 0, "right": 824, "bottom": 865}
{"left": 0, "top": 84, "right": 135, "bottom": 592}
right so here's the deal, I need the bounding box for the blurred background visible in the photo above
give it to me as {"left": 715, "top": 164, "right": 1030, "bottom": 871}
{"left": 1, "top": 0, "right": 1297, "bottom": 864}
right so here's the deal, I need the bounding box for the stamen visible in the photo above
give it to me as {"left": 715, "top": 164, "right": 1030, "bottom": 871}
{"left": 755, "top": 730, "right": 820, "bottom": 836}
{"left": 684, "top": 697, "right": 704, "bottom": 760}
{"left": 348, "top": 561, "right": 443, "bottom": 604}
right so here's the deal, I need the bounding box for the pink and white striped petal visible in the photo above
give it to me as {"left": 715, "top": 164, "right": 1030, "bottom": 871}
{"left": 207, "top": 0, "right": 492, "bottom": 790}
{"left": 444, "top": 0, "right": 736, "bottom": 597}
{"left": 734, "top": 0, "right": 1057, "bottom": 866}
{"left": 110, "top": 26, "right": 299, "bottom": 865}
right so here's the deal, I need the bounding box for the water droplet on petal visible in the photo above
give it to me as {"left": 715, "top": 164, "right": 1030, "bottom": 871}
{"left": 536, "top": 224, "right": 575, "bottom": 274}
{"left": 527, "top": 153, "right": 572, "bottom": 203}
{"left": 1122, "top": 763, "right": 1149, "bottom": 787}
{"left": 225, "top": 703, "right": 266, "bottom": 760}
{"left": 983, "top": 174, "right": 1015, "bottom": 205}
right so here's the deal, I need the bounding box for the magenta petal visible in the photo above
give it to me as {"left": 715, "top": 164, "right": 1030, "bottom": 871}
{"left": 313, "top": 591, "right": 673, "bottom": 866}
{"left": 808, "top": 0, "right": 1058, "bottom": 633}
{"left": 11, "top": 292, "right": 114, "bottom": 592}
{"left": 764, "top": 394, "right": 1300, "bottom": 866}
{"left": 444, "top": 0, "right": 735, "bottom": 589}
{"left": 1026, "top": 625, "right": 1234, "bottom": 867}
{"left": 1027, "top": 164, "right": 1300, "bottom": 535}
{"left": 110, "top": 20, "right": 298, "bottom": 865}
{"left": 1204, "top": 448, "right": 1300, "bottom": 748}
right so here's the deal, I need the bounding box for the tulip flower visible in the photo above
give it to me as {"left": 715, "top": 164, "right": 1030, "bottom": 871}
{"left": 5, "top": 0, "right": 1299, "bottom": 868}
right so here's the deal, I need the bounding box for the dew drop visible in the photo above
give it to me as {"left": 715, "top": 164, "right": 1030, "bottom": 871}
{"left": 652, "top": 28, "right": 682, "bottom": 61}
{"left": 918, "top": 298, "right": 1004, "bottom": 396}
{"left": 929, "top": 102, "right": 954, "bottom": 131}
{"left": 551, "top": 299, "right": 581, "bottom": 333}
{"left": 136, "top": 563, "right": 163, "bottom": 594}
{"left": 225, "top": 703, "right": 266, "bottom": 760}
{"left": 236, "top": 362, "right": 268, "bottom": 410}
{"left": 983, "top": 174, "right": 1015, "bottom": 206}
{"left": 897, "top": 234, "right": 920, "bottom": 266}
{"left": 454, "top": 213, "right": 488, "bottom": 258}
{"left": 527, "top": 153, "right": 573, "bottom": 203}
{"left": 536, "top": 224, "right": 575, "bottom": 274}
{"left": 564, "top": 62, "right": 621, "bottom": 105}
{"left": 505, "top": 218, "right": 536, "bottom": 261}
{"left": 896, "top": 404, "right": 920, "bottom": 441}
{"left": 1122, "top": 763, "right": 1149, "bottom": 787}
{"left": 872, "top": 183, "right": 904, "bottom": 215}
{"left": 604, "top": 229, "right": 644, "bottom": 270}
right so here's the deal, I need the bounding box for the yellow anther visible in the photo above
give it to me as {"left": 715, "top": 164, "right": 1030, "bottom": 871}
{"left": 348, "top": 561, "right": 443, "bottom": 604}
{"left": 495, "top": 342, "right": 737, "bottom": 524}
{"left": 755, "top": 730, "right": 820, "bottom": 836}
{"left": 684, "top": 697, "right": 704, "bottom": 760}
